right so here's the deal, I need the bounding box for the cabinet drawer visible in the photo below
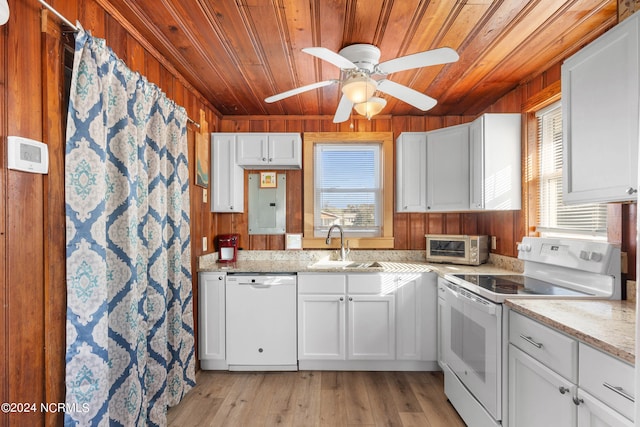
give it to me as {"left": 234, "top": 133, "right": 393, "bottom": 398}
{"left": 348, "top": 273, "right": 391, "bottom": 294}
{"left": 579, "top": 343, "right": 635, "bottom": 421}
{"left": 509, "top": 311, "right": 577, "bottom": 381}
{"left": 298, "top": 273, "right": 346, "bottom": 294}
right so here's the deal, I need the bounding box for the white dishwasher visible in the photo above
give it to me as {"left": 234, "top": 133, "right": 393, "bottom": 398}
{"left": 225, "top": 273, "right": 298, "bottom": 371}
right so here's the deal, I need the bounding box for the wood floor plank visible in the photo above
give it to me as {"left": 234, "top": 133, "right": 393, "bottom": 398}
{"left": 319, "top": 372, "right": 348, "bottom": 426}
{"left": 291, "top": 371, "right": 322, "bottom": 427}
{"left": 363, "top": 371, "right": 404, "bottom": 427}
{"left": 406, "top": 371, "right": 465, "bottom": 427}
{"left": 265, "top": 371, "right": 297, "bottom": 426}
{"left": 344, "top": 371, "right": 375, "bottom": 425}
{"left": 399, "top": 412, "right": 434, "bottom": 427}
{"left": 207, "top": 373, "right": 264, "bottom": 426}
{"left": 384, "top": 372, "right": 423, "bottom": 413}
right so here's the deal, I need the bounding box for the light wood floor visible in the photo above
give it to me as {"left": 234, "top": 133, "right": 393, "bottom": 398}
{"left": 167, "top": 370, "right": 465, "bottom": 427}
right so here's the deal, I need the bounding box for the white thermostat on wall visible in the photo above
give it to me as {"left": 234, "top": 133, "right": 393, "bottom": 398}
{"left": 7, "top": 136, "right": 49, "bottom": 174}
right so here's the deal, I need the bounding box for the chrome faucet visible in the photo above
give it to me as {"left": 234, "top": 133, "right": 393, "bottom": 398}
{"left": 326, "top": 224, "right": 350, "bottom": 261}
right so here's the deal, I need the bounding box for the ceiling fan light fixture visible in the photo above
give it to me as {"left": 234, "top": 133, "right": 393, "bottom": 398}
{"left": 354, "top": 96, "right": 387, "bottom": 119}
{"left": 341, "top": 74, "right": 377, "bottom": 104}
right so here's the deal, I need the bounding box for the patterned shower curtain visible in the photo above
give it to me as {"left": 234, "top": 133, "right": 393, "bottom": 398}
{"left": 64, "top": 28, "right": 195, "bottom": 426}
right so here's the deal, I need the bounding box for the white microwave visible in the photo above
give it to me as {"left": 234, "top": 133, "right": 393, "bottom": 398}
{"left": 425, "top": 234, "right": 489, "bottom": 265}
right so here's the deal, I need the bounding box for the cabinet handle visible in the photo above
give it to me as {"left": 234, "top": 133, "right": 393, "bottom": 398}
{"left": 230, "top": 206, "right": 234, "bottom": 210}
{"left": 603, "top": 382, "right": 635, "bottom": 402}
{"left": 572, "top": 396, "right": 584, "bottom": 405}
{"left": 339, "top": 297, "right": 344, "bottom": 301}
{"left": 626, "top": 187, "right": 637, "bottom": 195}
{"left": 519, "top": 334, "right": 543, "bottom": 348}
{"left": 218, "top": 276, "right": 223, "bottom": 280}
{"left": 268, "top": 158, "right": 273, "bottom": 162}
{"left": 349, "top": 297, "right": 353, "bottom": 301}
{"left": 262, "top": 157, "right": 266, "bottom": 162}
{"left": 558, "top": 386, "right": 570, "bottom": 395}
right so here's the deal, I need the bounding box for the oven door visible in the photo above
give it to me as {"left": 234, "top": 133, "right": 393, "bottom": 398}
{"left": 440, "top": 279, "right": 502, "bottom": 419}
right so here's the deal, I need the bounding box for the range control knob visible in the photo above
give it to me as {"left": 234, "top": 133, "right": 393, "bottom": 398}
{"left": 517, "top": 243, "right": 531, "bottom": 252}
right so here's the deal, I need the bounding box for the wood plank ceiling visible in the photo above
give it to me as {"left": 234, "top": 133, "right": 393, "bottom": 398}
{"left": 102, "top": 0, "right": 617, "bottom": 118}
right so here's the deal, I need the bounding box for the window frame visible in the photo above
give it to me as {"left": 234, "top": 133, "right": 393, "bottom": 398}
{"left": 535, "top": 102, "right": 608, "bottom": 240}
{"left": 302, "top": 132, "right": 394, "bottom": 249}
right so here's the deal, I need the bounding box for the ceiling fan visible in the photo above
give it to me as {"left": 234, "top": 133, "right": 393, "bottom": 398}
{"left": 265, "top": 44, "right": 459, "bottom": 123}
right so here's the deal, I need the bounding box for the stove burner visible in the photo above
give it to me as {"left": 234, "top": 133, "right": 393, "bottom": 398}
{"left": 451, "top": 274, "right": 591, "bottom": 297}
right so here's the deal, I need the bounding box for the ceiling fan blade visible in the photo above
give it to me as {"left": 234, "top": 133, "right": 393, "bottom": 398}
{"left": 377, "top": 47, "right": 459, "bottom": 74}
{"left": 302, "top": 47, "right": 358, "bottom": 70}
{"left": 265, "top": 80, "right": 338, "bottom": 103}
{"left": 377, "top": 80, "right": 437, "bottom": 111}
{"left": 333, "top": 94, "right": 353, "bottom": 123}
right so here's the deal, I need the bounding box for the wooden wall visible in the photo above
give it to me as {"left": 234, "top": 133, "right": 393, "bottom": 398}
{"left": 0, "top": 0, "right": 220, "bottom": 425}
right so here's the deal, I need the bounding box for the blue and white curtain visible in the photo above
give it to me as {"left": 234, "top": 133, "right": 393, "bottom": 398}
{"left": 64, "top": 28, "right": 195, "bottom": 426}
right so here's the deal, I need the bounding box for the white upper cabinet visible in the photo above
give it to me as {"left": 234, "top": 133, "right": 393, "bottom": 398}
{"left": 426, "top": 124, "right": 470, "bottom": 211}
{"left": 211, "top": 133, "right": 244, "bottom": 212}
{"left": 396, "top": 133, "right": 428, "bottom": 212}
{"left": 469, "top": 113, "right": 521, "bottom": 210}
{"left": 236, "top": 132, "right": 302, "bottom": 169}
{"left": 562, "top": 12, "right": 639, "bottom": 203}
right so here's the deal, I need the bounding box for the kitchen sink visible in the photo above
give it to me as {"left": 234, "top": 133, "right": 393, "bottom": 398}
{"left": 308, "top": 260, "right": 384, "bottom": 270}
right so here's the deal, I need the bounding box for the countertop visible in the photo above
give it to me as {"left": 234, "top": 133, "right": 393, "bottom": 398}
{"left": 197, "top": 250, "right": 521, "bottom": 276}
{"left": 198, "top": 259, "right": 519, "bottom": 275}
{"left": 505, "top": 299, "right": 636, "bottom": 365}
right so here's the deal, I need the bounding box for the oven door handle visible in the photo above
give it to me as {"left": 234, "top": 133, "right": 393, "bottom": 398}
{"left": 455, "top": 288, "right": 497, "bottom": 316}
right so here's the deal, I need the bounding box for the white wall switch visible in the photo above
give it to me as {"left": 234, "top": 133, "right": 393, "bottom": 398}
{"left": 202, "top": 236, "right": 208, "bottom": 252}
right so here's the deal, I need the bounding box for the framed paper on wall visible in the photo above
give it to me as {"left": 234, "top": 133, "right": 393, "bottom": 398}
{"left": 195, "top": 132, "right": 209, "bottom": 188}
{"left": 260, "top": 171, "right": 277, "bottom": 188}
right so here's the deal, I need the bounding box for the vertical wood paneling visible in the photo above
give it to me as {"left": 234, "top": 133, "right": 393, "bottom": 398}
{"left": 0, "top": 3, "right": 7, "bottom": 425}
{"left": 42, "top": 15, "right": 67, "bottom": 427}
{"left": 7, "top": 0, "right": 45, "bottom": 424}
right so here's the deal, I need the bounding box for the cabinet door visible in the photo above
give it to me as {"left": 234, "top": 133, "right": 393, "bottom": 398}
{"left": 469, "top": 119, "right": 484, "bottom": 210}
{"left": 396, "top": 133, "right": 427, "bottom": 212}
{"left": 348, "top": 294, "right": 395, "bottom": 360}
{"left": 211, "top": 134, "right": 244, "bottom": 212}
{"left": 509, "top": 344, "right": 576, "bottom": 427}
{"left": 562, "top": 13, "right": 639, "bottom": 203}
{"left": 268, "top": 133, "right": 301, "bottom": 168}
{"left": 297, "top": 294, "right": 346, "bottom": 360}
{"left": 426, "top": 124, "right": 470, "bottom": 211}
{"left": 236, "top": 133, "right": 268, "bottom": 166}
{"left": 469, "top": 114, "right": 521, "bottom": 210}
{"left": 396, "top": 273, "right": 437, "bottom": 361}
{"left": 577, "top": 389, "right": 634, "bottom": 427}
{"left": 198, "top": 273, "right": 227, "bottom": 369}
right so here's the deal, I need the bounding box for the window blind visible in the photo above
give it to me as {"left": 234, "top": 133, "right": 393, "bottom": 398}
{"left": 536, "top": 102, "right": 607, "bottom": 237}
{"left": 314, "top": 144, "right": 382, "bottom": 237}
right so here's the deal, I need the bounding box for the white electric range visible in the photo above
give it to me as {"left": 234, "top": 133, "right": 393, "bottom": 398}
{"left": 438, "top": 237, "right": 621, "bottom": 427}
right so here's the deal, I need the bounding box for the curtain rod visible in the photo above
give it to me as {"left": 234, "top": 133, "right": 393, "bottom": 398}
{"left": 38, "top": 0, "right": 202, "bottom": 130}
{"left": 38, "top": 0, "right": 78, "bottom": 31}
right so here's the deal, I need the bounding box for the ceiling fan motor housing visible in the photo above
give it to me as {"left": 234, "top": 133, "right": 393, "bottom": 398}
{"left": 338, "top": 44, "right": 381, "bottom": 72}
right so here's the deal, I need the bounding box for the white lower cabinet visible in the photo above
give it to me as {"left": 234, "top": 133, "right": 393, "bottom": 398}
{"left": 509, "top": 344, "right": 576, "bottom": 427}
{"left": 508, "top": 311, "right": 634, "bottom": 427}
{"left": 298, "top": 272, "right": 437, "bottom": 370}
{"left": 198, "top": 272, "right": 228, "bottom": 370}
{"left": 297, "top": 274, "right": 347, "bottom": 360}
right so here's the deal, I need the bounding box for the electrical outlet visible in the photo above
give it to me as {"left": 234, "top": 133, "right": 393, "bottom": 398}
{"left": 202, "top": 236, "right": 208, "bottom": 252}
{"left": 203, "top": 189, "right": 208, "bottom": 203}
{"left": 491, "top": 236, "right": 497, "bottom": 250}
